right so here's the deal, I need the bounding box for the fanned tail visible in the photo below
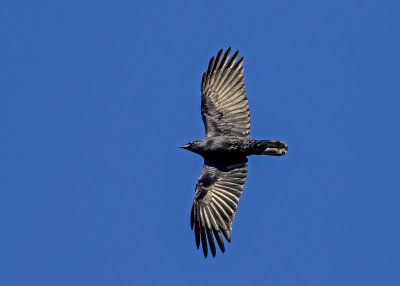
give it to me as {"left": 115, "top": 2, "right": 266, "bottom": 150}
{"left": 254, "top": 140, "right": 288, "bottom": 156}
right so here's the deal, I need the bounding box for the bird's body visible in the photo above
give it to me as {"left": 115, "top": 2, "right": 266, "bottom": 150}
{"left": 182, "top": 136, "right": 288, "bottom": 160}
{"left": 180, "top": 47, "right": 288, "bottom": 258}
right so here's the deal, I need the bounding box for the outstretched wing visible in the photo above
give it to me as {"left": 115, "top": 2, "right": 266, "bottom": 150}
{"left": 201, "top": 48, "right": 250, "bottom": 138}
{"left": 190, "top": 158, "right": 248, "bottom": 257}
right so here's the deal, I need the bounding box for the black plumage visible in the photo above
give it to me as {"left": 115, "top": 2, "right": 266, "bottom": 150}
{"left": 180, "top": 47, "right": 288, "bottom": 257}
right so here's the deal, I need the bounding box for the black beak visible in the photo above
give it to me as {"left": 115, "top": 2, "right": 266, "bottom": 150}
{"left": 178, "top": 144, "right": 190, "bottom": 149}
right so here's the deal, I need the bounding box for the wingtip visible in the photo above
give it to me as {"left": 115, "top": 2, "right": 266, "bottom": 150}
{"left": 190, "top": 206, "right": 194, "bottom": 229}
{"left": 226, "top": 50, "right": 240, "bottom": 68}
{"left": 195, "top": 220, "right": 200, "bottom": 248}
{"left": 200, "top": 225, "right": 208, "bottom": 257}
{"left": 232, "top": 49, "right": 239, "bottom": 57}
{"left": 233, "top": 57, "right": 245, "bottom": 70}
{"left": 215, "top": 230, "right": 225, "bottom": 253}
{"left": 207, "top": 56, "right": 215, "bottom": 74}
{"left": 221, "top": 229, "right": 232, "bottom": 243}
{"left": 207, "top": 229, "right": 216, "bottom": 257}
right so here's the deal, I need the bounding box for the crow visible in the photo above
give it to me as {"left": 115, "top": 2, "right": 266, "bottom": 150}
{"left": 179, "top": 47, "right": 288, "bottom": 257}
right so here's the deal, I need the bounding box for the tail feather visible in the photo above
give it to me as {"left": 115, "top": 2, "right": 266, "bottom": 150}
{"left": 256, "top": 140, "right": 288, "bottom": 156}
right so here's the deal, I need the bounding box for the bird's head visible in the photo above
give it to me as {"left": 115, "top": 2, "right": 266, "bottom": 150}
{"left": 178, "top": 141, "right": 201, "bottom": 154}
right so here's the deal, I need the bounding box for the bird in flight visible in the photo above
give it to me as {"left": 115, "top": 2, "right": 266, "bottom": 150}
{"left": 179, "top": 47, "right": 288, "bottom": 257}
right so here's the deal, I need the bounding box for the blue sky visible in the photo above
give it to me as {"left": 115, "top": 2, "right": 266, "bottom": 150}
{"left": 1, "top": 0, "right": 399, "bottom": 285}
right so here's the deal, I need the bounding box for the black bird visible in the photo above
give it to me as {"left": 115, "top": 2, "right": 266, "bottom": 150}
{"left": 180, "top": 47, "right": 288, "bottom": 257}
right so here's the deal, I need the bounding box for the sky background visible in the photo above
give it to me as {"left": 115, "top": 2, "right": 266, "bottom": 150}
{"left": 1, "top": 0, "right": 399, "bottom": 285}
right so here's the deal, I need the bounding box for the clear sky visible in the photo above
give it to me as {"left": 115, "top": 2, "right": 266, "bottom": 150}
{"left": 1, "top": 0, "right": 399, "bottom": 285}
